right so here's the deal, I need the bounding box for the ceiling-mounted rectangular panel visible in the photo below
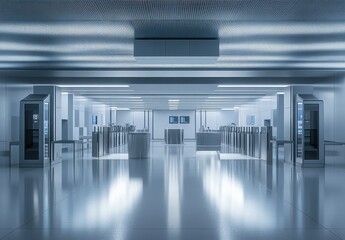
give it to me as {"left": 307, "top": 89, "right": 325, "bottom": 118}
{"left": 134, "top": 40, "right": 165, "bottom": 56}
{"left": 134, "top": 39, "right": 219, "bottom": 57}
{"left": 166, "top": 40, "right": 190, "bottom": 56}
{"left": 190, "top": 40, "right": 219, "bottom": 56}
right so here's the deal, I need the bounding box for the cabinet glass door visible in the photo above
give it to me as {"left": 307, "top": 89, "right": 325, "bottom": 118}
{"left": 304, "top": 104, "right": 319, "bottom": 160}
{"left": 24, "top": 104, "right": 39, "bottom": 160}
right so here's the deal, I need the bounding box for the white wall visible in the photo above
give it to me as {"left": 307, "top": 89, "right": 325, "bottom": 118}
{"left": 153, "top": 110, "right": 196, "bottom": 139}
{"left": 196, "top": 110, "right": 238, "bottom": 130}
{"left": 116, "top": 110, "right": 145, "bottom": 129}
{"left": 237, "top": 95, "right": 278, "bottom": 137}
{"left": 61, "top": 95, "right": 109, "bottom": 139}
{"left": 0, "top": 82, "right": 33, "bottom": 160}
{"left": 0, "top": 79, "right": 6, "bottom": 159}
{"left": 239, "top": 95, "right": 277, "bottom": 127}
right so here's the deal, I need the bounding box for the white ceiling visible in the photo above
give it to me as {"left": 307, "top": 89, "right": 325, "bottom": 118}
{"left": 64, "top": 84, "right": 285, "bottom": 110}
{"left": 0, "top": 0, "right": 345, "bottom": 70}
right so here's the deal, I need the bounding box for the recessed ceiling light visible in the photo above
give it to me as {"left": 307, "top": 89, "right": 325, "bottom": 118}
{"left": 58, "top": 85, "right": 130, "bottom": 88}
{"left": 93, "top": 96, "right": 141, "bottom": 99}
{"left": 277, "top": 92, "right": 285, "bottom": 95}
{"left": 234, "top": 107, "right": 239, "bottom": 109}
{"left": 221, "top": 108, "right": 235, "bottom": 111}
{"left": 217, "top": 85, "right": 288, "bottom": 88}
{"left": 207, "top": 96, "right": 258, "bottom": 99}
{"left": 116, "top": 108, "right": 130, "bottom": 111}
{"left": 61, "top": 92, "right": 69, "bottom": 95}
{"left": 168, "top": 99, "right": 180, "bottom": 102}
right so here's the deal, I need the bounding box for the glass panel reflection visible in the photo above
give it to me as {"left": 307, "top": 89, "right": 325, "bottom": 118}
{"left": 24, "top": 104, "right": 39, "bottom": 160}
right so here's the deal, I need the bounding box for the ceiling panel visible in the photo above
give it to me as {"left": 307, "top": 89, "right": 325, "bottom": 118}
{"left": 0, "top": 0, "right": 345, "bottom": 71}
{"left": 65, "top": 84, "right": 284, "bottom": 110}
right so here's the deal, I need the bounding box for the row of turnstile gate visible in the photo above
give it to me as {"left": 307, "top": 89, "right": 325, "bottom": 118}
{"left": 220, "top": 126, "right": 273, "bottom": 162}
{"left": 92, "top": 125, "right": 134, "bottom": 157}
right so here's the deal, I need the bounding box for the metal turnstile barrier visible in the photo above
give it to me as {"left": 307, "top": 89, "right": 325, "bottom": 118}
{"left": 259, "top": 126, "right": 273, "bottom": 162}
{"left": 253, "top": 127, "right": 260, "bottom": 158}
{"left": 219, "top": 125, "right": 273, "bottom": 162}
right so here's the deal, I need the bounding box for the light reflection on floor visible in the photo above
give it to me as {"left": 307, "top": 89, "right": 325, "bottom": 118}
{"left": 0, "top": 141, "right": 344, "bottom": 240}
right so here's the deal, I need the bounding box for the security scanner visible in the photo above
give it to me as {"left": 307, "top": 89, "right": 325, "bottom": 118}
{"left": 260, "top": 126, "right": 273, "bottom": 163}
{"left": 102, "top": 126, "right": 109, "bottom": 155}
{"left": 92, "top": 126, "right": 104, "bottom": 157}
{"left": 245, "top": 127, "right": 251, "bottom": 156}
{"left": 92, "top": 124, "right": 132, "bottom": 158}
{"left": 164, "top": 129, "right": 184, "bottom": 144}
{"left": 295, "top": 94, "right": 324, "bottom": 167}
{"left": 19, "top": 94, "right": 50, "bottom": 167}
{"left": 219, "top": 125, "right": 273, "bottom": 162}
{"left": 230, "top": 127, "right": 234, "bottom": 146}
{"left": 240, "top": 127, "right": 246, "bottom": 154}
{"left": 253, "top": 127, "right": 260, "bottom": 158}
{"left": 248, "top": 127, "right": 254, "bottom": 157}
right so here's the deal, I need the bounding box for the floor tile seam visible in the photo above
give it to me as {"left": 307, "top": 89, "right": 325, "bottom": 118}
{"left": 327, "top": 228, "right": 345, "bottom": 240}
{"left": 0, "top": 216, "right": 49, "bottom": 240}
{"left": 247, "top": 164, "right": 344, "bottom": 240}
{"left": 0, "top": 164, "right": 97, "bottom": 240}
{"left": 243, "top": 162, "right": 326, "bottom": 228}
{"left": 15, "top": 177, "right": 96, "bottom": 232}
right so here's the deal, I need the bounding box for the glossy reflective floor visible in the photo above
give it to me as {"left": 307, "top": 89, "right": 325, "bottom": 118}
{"left": 1, "top": 141, "right": 345, "bottom": 240}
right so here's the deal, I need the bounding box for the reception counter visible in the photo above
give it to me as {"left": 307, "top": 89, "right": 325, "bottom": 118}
{"left": 127, "top": 132, "right": 151, "bottom": 159}
{"left": 196, "top": 132, "right": 221, "bottom": 146}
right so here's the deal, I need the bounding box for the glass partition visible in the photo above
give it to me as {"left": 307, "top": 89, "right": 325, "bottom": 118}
{"left": 304, "top": 104, "right": 319, "bottom": 160}
{"left": 24, "top": 104, "right": 39, "bottom": 160}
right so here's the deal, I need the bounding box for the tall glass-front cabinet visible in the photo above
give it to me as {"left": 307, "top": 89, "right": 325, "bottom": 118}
{"left": 295, "top": 94, "right": 324, "bottom": 167}
{"left": 20, "top": 94, "right": 50, "bottom": 167}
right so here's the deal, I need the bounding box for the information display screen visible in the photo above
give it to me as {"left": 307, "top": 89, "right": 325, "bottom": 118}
{"left": 44, "top": 102, "right": 49, "bottom": 160}
{"left": 169, "top": 116, "right": 178, "bottom": 124}
{"left": 297, "top": 102, "right": 303, "bottom": 158}
{"left": 92, "top": 115, "right": 98, "bottom": 125}
{"left": 180, "top": 116, "right": 190, "bottom": 124}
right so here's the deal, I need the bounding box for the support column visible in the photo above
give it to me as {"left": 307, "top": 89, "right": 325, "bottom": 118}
{"left": 283, "top": 86, "right": 313, "bottom": 163}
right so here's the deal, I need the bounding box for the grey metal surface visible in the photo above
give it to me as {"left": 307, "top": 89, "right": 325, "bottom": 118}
{"left": 164, "top": 129, "right": 184, "bottom": 144}
{"left": 196, "top": 132, "right": 221, "bottom": 146}
{"left": 260, "top": 126, "right": 273, "bottom": 163}
{"left": 134, "top": 39, "right": 219, "bottom": 57}
{"left": 51, "top": 140, "right": 83, "bottom": 162}
{"left": 9, "top": 141, "right": 19, "bottom": 166}
{"left": 127, "top": 132, "right": 150, "bottom": 159}
{"left": 103, "top": 127, "right": 109, "bottom": 155}
{"left": 92, "top": 131, "right": 104, "bottom": 158}
{"left": 253, "top": 127, "right": 260, "bottom": 158}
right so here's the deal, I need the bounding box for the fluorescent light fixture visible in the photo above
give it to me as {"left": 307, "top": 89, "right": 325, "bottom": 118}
{"left": 221, "top": 108, "right": 235, "bottom": 111}
{"left": 168, "top": 99, "right": 180, "bottom": 102}
{"left": 58, "top": 85, "right": 130, "bottom": 88}
{"left": 234, "top": 107, "right": 239, "bottom": 109}
{"left": 61, "top": 92, "right": 69, "bottom": 95}
{"left": 207, "top": 96, "right": 258, "bottom": 99}
{"left": 94, "top": 96, "right": 141, "bottom": 99}
{"left": 277, "top": 92, "right": 285, "bottom": 95}
{"left": 217, "top": 85, "right": 288, "bottom": 88}
{"left": 116, "top": 108, "right": 130, "bottom": 111}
